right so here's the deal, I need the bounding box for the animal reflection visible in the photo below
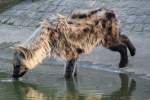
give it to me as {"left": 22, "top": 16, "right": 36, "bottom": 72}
{"left": 101, "top": 73, "right": 136, "bottom": 100}
{"left": 63, "top": 78, "right": 80, "bottom": 100}
{"left": 63, "top": 77, "right": 102, "bottom": 100}
{"left": 63, "top": 73, "right": 136, "bottom": 100}
{"left": 12, "top": 82, "right": 54, "bottom": 100}
{"left": 12, "top": 73, "right": 136, "bottom": 100}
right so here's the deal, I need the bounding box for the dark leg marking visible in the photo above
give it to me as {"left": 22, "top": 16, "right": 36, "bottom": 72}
{"left": 65, "top": 59, "right": 77, "bottom": 79}
{"left": 109, "top": 44, "right": 128, "bottom": 68}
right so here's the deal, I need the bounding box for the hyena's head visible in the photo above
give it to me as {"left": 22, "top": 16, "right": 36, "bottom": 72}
{"left": 12, "top": 47, "right": 29, "bottom": 80}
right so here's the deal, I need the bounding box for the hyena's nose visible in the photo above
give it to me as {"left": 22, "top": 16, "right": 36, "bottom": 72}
{"left": 12, "top": 65, "right": 28, "bottom": 80}
{"left": 12, "top": 74, "right": 19, "bottom": 80}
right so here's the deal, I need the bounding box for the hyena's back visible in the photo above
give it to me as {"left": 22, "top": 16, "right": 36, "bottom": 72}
{"left": 59, "top": 8, "right": 121, "bottom": 53}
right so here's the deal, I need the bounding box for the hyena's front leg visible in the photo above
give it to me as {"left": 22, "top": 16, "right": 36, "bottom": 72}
{"left": 120, "top": 34, "right": 136, "bottom": 56}
{"left": 65, "top": 59, "right": 77, "bottom": 78}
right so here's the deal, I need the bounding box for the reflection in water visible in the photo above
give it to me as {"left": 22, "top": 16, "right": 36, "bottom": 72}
{"left": 63, "top": 73, "right": 136, "bottom": 100}
{"left": 11, "top": 73, "right": 136, "bottom": 100}
{"left": 63, "top": 78, "right": 80, "bottom": 100}
{"left": 12, "top": 81, "right": 53, "bottom": 100}
{"left": 63, "top": 78, "right": 102, "bottom": 100}
{"left": 101, "top": 73, "right": 136, "bottom": 100}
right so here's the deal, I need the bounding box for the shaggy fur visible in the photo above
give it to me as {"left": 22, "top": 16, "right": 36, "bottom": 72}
{"left": 12, "top": 8, "right": 136, "bottom": 79}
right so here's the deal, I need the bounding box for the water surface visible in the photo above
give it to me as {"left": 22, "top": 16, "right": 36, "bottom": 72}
{"left": 0, "top": 58, "right": 150, "bottom": 100}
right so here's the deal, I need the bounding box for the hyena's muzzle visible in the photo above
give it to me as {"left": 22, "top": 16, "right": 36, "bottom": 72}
{"left": 12, "top": 64, "right": 28, "bottom": 80}
{"left": 12, "top": 50, "right": 28, "bottom": 80}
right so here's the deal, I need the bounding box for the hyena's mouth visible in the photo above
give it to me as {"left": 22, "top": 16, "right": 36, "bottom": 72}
{"left": 12, "top": 65, "right": 28, "bottom": 80}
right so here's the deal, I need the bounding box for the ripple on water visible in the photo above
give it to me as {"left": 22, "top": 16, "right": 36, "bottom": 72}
{"left": 80, "top": 62, "right": 125, "bottom": 74}
{"left": 0, "top": 78, "right": 23, "bottom": 83}
{"left": 0, "top": 78, "right": 14, "bottom": 82}
{"left": 140, "top": 75, "right": 150, "bottom": 80}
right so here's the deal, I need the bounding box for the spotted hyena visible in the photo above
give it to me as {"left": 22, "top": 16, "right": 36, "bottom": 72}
{"left": 12, "top": 8, "right": 136, "bottom": 79}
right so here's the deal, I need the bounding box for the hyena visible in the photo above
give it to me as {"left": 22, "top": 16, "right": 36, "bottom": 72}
{"left": 12, "top": 8, "right": 136, "bottom": 79}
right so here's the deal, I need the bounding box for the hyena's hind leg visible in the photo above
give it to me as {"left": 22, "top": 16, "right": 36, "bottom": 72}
{"left": 102, "top": 38, "right": 128, "bottom": 68}
{"left": 120, "top": 34, "right": 136, "bottom": 56}
{"left": 109, "top": 43, "right": 128, "bottom": 68}
{"left": 65, "top": 59, "right": 77, "bottom": 79}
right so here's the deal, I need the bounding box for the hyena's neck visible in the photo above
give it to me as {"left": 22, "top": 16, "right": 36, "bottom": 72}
{"left": 21, "top": 25, "right": 51, "bottom": 69}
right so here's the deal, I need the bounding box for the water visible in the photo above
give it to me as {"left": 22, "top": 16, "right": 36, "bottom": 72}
{"left": 0, "top": 75, "right": 136, "bottom": 100}
{"left": 0, "top": 58, "right": 150, "bottom": 100}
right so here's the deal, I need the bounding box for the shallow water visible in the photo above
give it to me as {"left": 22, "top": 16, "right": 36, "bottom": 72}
{"left": 0, "top": 58, "right": 150, "bottom": 100}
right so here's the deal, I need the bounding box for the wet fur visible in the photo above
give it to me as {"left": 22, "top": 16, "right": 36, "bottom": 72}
{"left": 13, "top": 8, "right": 136, "bottom": 78}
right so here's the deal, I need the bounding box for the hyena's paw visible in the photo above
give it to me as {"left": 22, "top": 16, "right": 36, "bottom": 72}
{"left": 130, "top": 47, "right": 136, "bottom": 56}
{"left": 119, "top": 60, "right": 128, "bottom": 68}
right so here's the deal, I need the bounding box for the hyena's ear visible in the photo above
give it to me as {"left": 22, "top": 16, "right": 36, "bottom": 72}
{"left": 15, "top": 46, "right": 32, "bottom": 60}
